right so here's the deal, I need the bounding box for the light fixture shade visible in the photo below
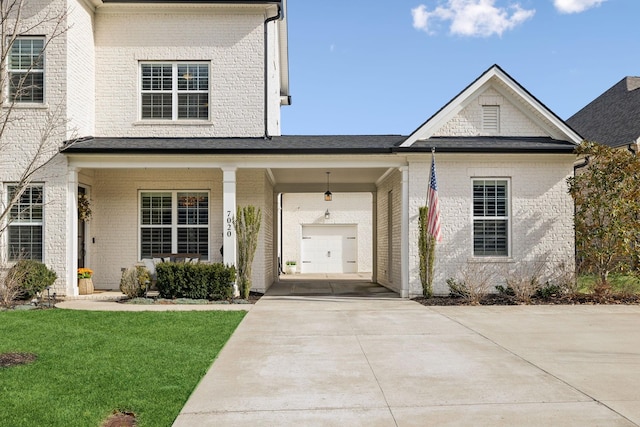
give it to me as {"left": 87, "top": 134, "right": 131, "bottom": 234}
{"left": 324, "top": 171, "right": 332, "bottom": 201}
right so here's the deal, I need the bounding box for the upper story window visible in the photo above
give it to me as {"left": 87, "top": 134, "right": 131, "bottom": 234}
{"left": 8, "top": 37, "right": 45, "bottom": 103}
{"left": 140, "top": 62, "right": 209, "bottom": 121}
{"left": 472, "top": 179, "right": 509, "bottom": 257}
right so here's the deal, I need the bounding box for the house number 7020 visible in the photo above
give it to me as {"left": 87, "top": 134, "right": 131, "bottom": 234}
{"left": 226, "top": 210, "right": 233, "bottom": 237}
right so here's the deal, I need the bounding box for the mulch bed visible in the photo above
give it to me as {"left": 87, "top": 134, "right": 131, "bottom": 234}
{"left": 0, "top": 352, "right": 37, "bottom": 368}
{"left": 414, "top": 293, "right": 640, "bottom": 306}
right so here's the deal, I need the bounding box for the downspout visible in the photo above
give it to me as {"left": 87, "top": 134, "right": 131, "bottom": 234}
{"left": 572, "top": 156, "right": 589, "bottom": 275}
{"left": 628, "top": 143, "right": 637, "bottom": 156}
{"left": 573, "top": 156, "right": 589, "bottom": 174}
{"left": 264, "top": 4, "right": 283, "bottom": 140}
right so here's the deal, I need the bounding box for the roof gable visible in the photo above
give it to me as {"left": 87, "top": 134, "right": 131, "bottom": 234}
{"left": 401, "top": 64, "right": 582, "bottom": 147}
{"left": 567, "top": 76, "right": 640, "bottom": 148}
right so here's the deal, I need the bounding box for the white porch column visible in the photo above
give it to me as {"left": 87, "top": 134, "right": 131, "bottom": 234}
{"left": 371, "top": 191, "right": 378, "bottom": 284}
{"left": 400, "top": 166, "right": 409, "bottom": 298}
{"left": 222, "top": 167, "right": 237, "bottom": 268}
{"left": 66, "top": 167, "right": 79, "bottom": 296}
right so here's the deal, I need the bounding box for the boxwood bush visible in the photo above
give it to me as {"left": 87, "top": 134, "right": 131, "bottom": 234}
{"left": 8, "top": 260, "right": 57, "bottom": 300}
{"left": 155, "top": 262, "right": 236, "bottom": 300}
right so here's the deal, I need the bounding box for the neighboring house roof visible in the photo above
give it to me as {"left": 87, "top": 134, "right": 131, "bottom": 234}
{"left": 61, "top": 135, "right": 576, "bottom": 154}
{"left": 567, "top": 76, "right": 640, "bottom": 148}
{"left": 401, "top": 64, "right": 582, "bottom": 148}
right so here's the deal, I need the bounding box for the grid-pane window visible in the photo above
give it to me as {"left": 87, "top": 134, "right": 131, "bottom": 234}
{"left": 140, "top": 62, "right": 209, "bottom": 121}
{"left": 7, "top": 185, "right": 44, "bottom": 261}
{"left": 177, "top": 192, "right": 209, "bottom": 258}
{"left": 140, "top": 191, "right": 209, "bottom": 259}
{"left": 473, "top": 179, "right": 509, "bottom": 256}
{"left": 8, "top": 37, "right": 44, "bottom": 102}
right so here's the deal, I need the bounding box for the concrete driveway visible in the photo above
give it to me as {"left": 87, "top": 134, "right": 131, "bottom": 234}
{"left": 173, "top": 287, "right": 640, "bottom": 426}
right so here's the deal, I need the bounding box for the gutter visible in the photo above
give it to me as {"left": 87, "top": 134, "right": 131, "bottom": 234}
{"left": 264, "top": 4, "right": 283, "bottom": 140}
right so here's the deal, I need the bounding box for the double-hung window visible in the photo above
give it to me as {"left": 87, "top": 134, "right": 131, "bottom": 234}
{"left": 7, "top": 185, "right": 44, "bottom": 261}
{"left": 8, "top": 37, "right": 45, "bottom": 103}
{"left": 472, "top": 179, "right": 509, "bottom": 257}
{"left": 140, "top": 191, "right": 209, "bottom": 259}
{"left": 140, "top": 62, "right": 209, "bottom": 120}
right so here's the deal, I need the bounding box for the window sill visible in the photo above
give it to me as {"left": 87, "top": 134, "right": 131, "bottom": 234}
{"left": 2, "top": 103, "right": 49, "bottom": 110}
{"left": 134, "top": 120, "right": 213, "bottom": 126}
{"left": 467, "top": 257, "right": 513, "bottom": 263}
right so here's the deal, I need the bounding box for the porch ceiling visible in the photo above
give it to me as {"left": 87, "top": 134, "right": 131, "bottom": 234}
{"left": 271, "top": 167, "right": 392, "bottom": 193}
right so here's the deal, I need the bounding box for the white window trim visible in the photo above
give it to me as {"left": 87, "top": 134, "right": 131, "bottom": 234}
{"left": 470, "top": 177, "right": 511, "bottom": 258}
{"left": 6, "top": 36, "right": 46, "bottom": 105}
{"left": 138, "top": 190, "right": 210, "bottom": 261}
{"left": 138, "top": 61, "right": 211, "bottom": 122}
{"left": 5, "top": 183, "right": 45, "bottom": 262}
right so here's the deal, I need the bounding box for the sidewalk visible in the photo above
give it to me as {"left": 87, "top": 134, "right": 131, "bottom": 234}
{"left": 172, "top": 297, "right": 640, "bottom": 426}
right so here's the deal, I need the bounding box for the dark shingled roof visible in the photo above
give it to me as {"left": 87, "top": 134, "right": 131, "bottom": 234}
{"left": 567, "top": 77, "right": 640, "bottom": 148}
{"left": 404, "top": 137, "right": 576, "bottom": 153}
{"left": 61, "top": 135, "right": 576, "bottom": 155}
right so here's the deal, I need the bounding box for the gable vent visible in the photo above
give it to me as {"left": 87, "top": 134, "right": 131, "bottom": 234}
{"left": 482, "top": 105, "right": 500, "bottom": 134}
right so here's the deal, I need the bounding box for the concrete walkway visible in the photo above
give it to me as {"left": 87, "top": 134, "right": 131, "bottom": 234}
{"left": 173, "top": 292, "right": 640, "bottom": 426}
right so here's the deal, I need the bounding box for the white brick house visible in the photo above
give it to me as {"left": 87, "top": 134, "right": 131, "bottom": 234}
{"left": 1, "top": 0, "right": 580, "bottom": 298}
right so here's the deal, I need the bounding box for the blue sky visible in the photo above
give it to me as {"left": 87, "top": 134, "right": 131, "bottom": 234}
{"left": 281, "top": 0, "right": 639, "bottom": 135}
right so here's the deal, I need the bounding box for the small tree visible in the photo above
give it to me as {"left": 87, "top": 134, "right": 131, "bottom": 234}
{"left": 418, "top": 206, "right": 435, "bottom": 297}
{"left": 233, "top": 205, "right": 262, "bottom": 299}
{"left": 567, "top": 141, "right": 640, "bottom": 286}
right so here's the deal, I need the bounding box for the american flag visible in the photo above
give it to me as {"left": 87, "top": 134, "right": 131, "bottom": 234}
{"left": 427, "top": 151, "right": 442, "bottom": 242}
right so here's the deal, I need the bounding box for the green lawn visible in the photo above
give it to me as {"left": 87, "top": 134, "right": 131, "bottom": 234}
{"left": 0, "top": 309, "right": 245, "bottom": 426}
{"left": 578, "top": 273, "right": 640, "bottom": 295}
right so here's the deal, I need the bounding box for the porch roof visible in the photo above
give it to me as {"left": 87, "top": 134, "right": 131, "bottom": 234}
{"left": 401, "top": 136, "right": 577, "bottom": 153}
{"left": 61, "top": 135, "right": 577, "bottom": 154}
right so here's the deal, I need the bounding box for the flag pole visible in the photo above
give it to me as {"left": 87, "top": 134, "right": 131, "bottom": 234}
{"left": 426, "top": 147, "right": 435, "bottom": 291}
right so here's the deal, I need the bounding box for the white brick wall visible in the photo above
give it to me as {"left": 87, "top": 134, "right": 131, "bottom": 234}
{"left": 281, "top": 192, "right": 373, "bottom": 273}
{"left": 87, "top": 168, "right": 221, "bottom": 288}
{"left": 0, "top": 0, "right": 71, "bottom": 294}
{"left": 237, "top": 169, "right": 275, "bottom": 292}
{"left": 435, "top": 88, "right": 547, "bottom": 137}
{"left": 375, "top": 170, "right": 403, "bottom": 292}
{"left": 405, "top": 153, "right": 576, "bottom": 296}
{"left": 67, "top": 0, "right": 96, "bottom": 138}
{"left": 94, "top": 10, "right": 266, "bottom": 137}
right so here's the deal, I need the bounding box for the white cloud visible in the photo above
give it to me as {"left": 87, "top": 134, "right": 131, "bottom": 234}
{"left": 553, "top": 0, "right": 607, "bottom": 14}
{"left": 412, "top": 0, "right": 535, "bottom": 37}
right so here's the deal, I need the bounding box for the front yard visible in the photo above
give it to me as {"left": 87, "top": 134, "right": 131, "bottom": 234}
{"left": 0, "top": 309, "right": 245, "bottom": 426}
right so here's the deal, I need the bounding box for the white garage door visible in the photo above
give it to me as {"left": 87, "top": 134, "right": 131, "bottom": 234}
{"left": 301, "top": 225, "right": 357, "bottom": 274}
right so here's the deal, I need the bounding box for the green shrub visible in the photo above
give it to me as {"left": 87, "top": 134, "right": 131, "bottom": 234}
{"left": 447, "top": 278, "right": 468, "bottom": 299}
{"left": 120, "top": 266, "right": 150, "bottom": 298}
{"left": 156, "top": 262, "right": 236, "bottom": 300}
{"left": 7, "top": 260, "right": 57, "bottom": 300}
{"left": 535, "top": 283, "right": 562, "bottom": 299}
{"left": 495, "top": 284, "right": 515, "bottom": 296}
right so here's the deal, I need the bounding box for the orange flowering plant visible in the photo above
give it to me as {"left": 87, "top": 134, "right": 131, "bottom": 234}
{"left": 77, "top": 268, "right": 93, "bottom": 279}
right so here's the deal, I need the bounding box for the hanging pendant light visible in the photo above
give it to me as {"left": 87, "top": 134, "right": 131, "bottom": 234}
{"left": 324, "top": 171, "right": 332, "bottom": 201}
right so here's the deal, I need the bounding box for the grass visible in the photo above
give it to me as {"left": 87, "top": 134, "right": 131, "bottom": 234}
{"left": 0, "top": 309, "right": 245, "bottom": 426}
{"left": 578, "top": 273, "right": 640, "bottom": 295}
